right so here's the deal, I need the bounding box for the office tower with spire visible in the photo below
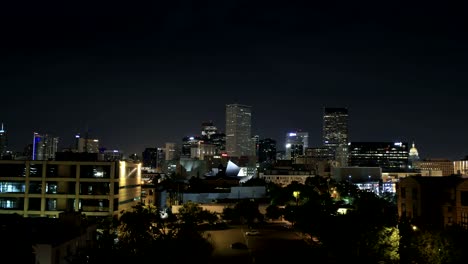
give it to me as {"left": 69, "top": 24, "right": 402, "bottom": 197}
{"left": 0, "top": 123, "right": 7, "bottom": 159}
{"left": 323, "top": 107, "right": 349, "bottom": 166}
{"left": 225, "top": 104, "right": 253, "bottom": 157}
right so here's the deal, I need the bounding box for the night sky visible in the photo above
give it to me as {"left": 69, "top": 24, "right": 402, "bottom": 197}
{"left": 1, "top": 1, "right": 467, "bottom": 160}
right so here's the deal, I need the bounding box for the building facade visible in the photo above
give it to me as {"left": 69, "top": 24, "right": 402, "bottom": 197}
{"left": 323, "top": 107, "right": 349, "bottom": 166}
{"left": 454, "top": 159, "right": 468, "bottom": 176}
{"left": 0, "top": 160, "right": 141, "bottom": 218}
{"left": 397, "top": 176, "right": 468, "bottom": 229}
{"left": 75, "top": 135, "right": 100, "bottom": 153}
{"left": 413, "top": 159, "right": 455, "bottom": 176}
{"left": 258, "top": 138, "right": 277, "bottom": 164}
{"left": 225, "top": 104, "right": 253, "bottom": 158}
{"left": 285, "top": 131, "right": 309, "bottom": 159}
{"left": 32, "top": 132, "right": 59, "bottom": 161}
{"left": 348, "top": 142, "right": 409, "bottom": 172}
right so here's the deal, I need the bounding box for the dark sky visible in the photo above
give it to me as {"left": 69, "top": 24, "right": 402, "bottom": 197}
{"left": 1, "top": 1, "right": 467, "bottom": 160}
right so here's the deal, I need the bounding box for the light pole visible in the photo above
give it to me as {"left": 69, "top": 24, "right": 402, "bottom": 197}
{"left": 348, "top": 175, "right": 351, "bottom": 196}
{"left": 293, "top": 191, "right": 300, "bottom": 206}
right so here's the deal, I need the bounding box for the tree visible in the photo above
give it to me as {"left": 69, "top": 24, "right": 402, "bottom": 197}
{"left": 234, "top": 199, "right": 262, "bottom": 225}
{"left": 367, "top": 226, "right": 400, "bottom": 264}
{"left": 243, "top": 177, "right": 267, "bottom": 186}
{"left": 221, "top": 207, "right": 239, "bottom": 222}
{"left": 265, "top": 204, "right": 283, "bottom": 220}
{"left": 113, "top": 202, "right": 214, "bottom": 263}
{"left": 0, "top": 214, "right": 34, "bottom": 264}
{"left": 177, "top": 201, "right": 218, "bottom": 228}
{"left": 117, "top": 204, "right": 161, "bottom": 257}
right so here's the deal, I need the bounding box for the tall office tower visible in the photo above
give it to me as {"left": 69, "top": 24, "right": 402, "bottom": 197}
{"left": 165, "top": 142, "right": 179, "bottom": 161}
{"left": 323, "top": 107, "right": 349, "bottom": 166}
{"left": 225, "top": 104, "right": 252, "bottom": 157}
{"left": 32, "top": 132, "right": 59, "bottom": 160}
{"left": 0, "top": 123, "right": 7, "bottom": 159}
{"left": 258, "top": 138, "right": 277, "bottom": 164}
{"left": 285, "top": 131, "right": 309, "bottom": 159}
{"left": 75, "top": 134, "right": 100, "bottom": 153}
{"left": 142, "top": 148, "right": 158, "bottom": 168}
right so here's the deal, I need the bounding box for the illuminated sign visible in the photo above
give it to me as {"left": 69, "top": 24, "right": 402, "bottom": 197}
{"left": 289, "top": 133, "right": 297, "bottom": 137}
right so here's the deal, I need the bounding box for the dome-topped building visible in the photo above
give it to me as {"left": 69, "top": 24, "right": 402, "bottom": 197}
{"left": 408, "top": 142, "right": 419, "bottom": 167}
{"left": 409, "top": 142, "right": 419, "bottom": 160}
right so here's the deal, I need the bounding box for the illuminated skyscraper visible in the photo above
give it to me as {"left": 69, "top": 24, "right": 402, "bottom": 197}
{"left": 323, "top": 107, "right": 349, "bottom": 166}
{"left": 225, "top": 104, "right": 252, "bottom": 157}
{"left": 32, "top": 132, "right": 59, "bottom": 160}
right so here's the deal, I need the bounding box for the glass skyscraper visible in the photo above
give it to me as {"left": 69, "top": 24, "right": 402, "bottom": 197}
{"left": 32, "top": 132, "right": 59, "bottom": 161}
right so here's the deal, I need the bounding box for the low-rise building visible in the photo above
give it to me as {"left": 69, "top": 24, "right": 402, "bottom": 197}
{"left": 0, "top": 211, "right": 97, "bottom": 264}
{"left": 397, "top": 175, "right": 468, "bottom": 229}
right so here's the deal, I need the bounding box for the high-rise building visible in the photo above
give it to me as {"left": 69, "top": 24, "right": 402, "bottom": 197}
{"left": 323, "top": 107, "right": 349, "bottom": 166}
{"left": 142, "top": 148, "right": 158, "bottom": 168}
{"left": 165, "top": 142, "right": 179, "bottom": 161}
{"left": 75, "top": 134, "right": 100, "bottom": 153}
{"left": 202, "top": 121, "right": 226, "bottom": 155}
{"left": 201, "top": 121, "right": 217, "bottom": 139}
{"left": 225, "top": 104, "right": 252, "bottom": 157}
{"left": 0, "top": 123, "right": 7, "bottom": 159}
{"left": 32, "top": 132, "right": 59, "bottom": 161}
{"left": 181, "top": 136, "right": 202, "bottom": 158}
{"left": 285, "top": 131, "right": 309, "bottom": 159}
{"left": 258, "top": 138, "right": 277, "bottom": 164}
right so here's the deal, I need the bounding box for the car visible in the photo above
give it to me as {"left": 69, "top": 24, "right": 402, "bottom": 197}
{"left": 230, "top": 242, "right": 248, "bottom": 249}
{"left": 245, "top": 230, "right": 260, "bottom": 236}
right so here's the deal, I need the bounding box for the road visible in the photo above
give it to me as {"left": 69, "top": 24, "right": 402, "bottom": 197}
{"left": 207, "top": 222, "right": 323, "bottom": 264}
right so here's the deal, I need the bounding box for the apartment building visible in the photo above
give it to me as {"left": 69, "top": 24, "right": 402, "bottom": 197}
{"left": 397, "top": 176, "right": 468, "bottom": 229}
{"left": 0, "top": 160, "right": 141, "bottom": 218}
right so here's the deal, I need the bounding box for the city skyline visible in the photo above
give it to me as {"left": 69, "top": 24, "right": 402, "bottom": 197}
{"left": 1, "top": 1, "right": 467, "bottom": 160}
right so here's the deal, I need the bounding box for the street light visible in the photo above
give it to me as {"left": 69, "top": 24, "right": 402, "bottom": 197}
{"left": 293, "top": 191, "right": 300, "bottom": 206}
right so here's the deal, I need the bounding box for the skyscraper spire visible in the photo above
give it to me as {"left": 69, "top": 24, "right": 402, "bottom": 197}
{"left": 0, "top": 122, "right": 6, "bottom": 157}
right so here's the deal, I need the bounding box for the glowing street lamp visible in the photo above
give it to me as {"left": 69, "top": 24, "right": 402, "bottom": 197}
{"left": 293, "top": 191, "right": 300, "bottom": 206}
